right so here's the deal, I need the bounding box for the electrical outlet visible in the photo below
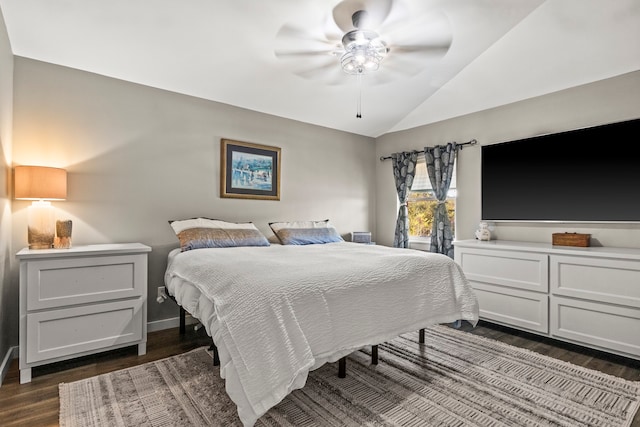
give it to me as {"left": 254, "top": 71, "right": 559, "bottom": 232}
{"left": 157, "top": 286, "right": 168, "bottom": 301}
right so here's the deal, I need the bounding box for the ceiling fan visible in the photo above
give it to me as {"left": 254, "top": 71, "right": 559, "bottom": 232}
{"left": 274, "top": 0, "right": 453, "bottom": 86}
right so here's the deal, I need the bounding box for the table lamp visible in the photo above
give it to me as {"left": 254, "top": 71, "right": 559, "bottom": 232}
{"left": 14, "top": 166, "right": 67, "bottom": 249}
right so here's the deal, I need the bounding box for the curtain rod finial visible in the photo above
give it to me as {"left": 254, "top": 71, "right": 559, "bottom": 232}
{"left": 459, "top": 139, "right": 478, "bottom": 150}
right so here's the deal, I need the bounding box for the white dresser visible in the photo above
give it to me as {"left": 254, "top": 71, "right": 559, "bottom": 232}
{"left": 454, "top": 239, "right": 640, "bottom": 360}
{"left": 17, "top": 243, "right": 151, "bottom": 383}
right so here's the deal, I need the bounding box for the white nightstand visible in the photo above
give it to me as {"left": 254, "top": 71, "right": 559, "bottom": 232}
{"left": 16, "top": 243, "right": 151, "bottom": 383}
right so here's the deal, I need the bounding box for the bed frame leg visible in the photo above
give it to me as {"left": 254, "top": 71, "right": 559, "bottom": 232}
{"left": 210, "top": 342, "right": 220, "bottom": 366}
{"left": 179, "top": 306, "right": 186, "bottom": 335}
{"left": 419, "top": 328, "right": 425, "bottom": 344}
{"left": 338, "top": 357, "right": 346, "bottom": 378}
{"left": 371, "top": 345, "right": 378, "bottom": 365}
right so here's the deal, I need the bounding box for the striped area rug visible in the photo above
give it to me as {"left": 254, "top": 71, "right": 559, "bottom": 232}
{"left": 59, "top": 325, "right": 640, "bottom": 426}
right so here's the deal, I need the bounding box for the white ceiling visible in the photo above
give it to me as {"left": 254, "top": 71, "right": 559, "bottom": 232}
{"left": 1, "top": 0, "right": 638, "bottom": 138}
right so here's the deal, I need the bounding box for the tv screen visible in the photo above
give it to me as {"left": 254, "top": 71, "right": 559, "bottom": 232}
{"left": 481, "top": 118, "right": 640, "bottom": 222}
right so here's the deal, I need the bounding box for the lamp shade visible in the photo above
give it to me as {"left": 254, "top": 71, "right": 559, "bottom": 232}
{"left": 14, "top": 166, "right": 67, "bottom": 200}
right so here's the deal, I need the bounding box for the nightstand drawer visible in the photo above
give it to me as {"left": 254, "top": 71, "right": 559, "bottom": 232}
{"left": 26, "top": 299, "right": 144, "bottom": 364}
{"left": 26, "top": 254, "right": 147, "bottom": 310}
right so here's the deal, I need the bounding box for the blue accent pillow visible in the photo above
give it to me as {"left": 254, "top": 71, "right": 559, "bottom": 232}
{"left": 269, "top": 220, "right": 344, "bottom": 245}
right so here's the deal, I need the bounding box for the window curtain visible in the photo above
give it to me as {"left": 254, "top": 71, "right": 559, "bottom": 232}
{"left": 424, "top": 142, "right": 458, "bottom": 257}
{"left": 391, "top": 152, "right": 418, "bottom": 248}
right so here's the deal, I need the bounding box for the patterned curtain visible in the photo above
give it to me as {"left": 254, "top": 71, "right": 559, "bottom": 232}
{"left": 391, "top": 152, "right": 418, "bottom": 248}
{"left": 424, "top": 143, "right": 458, "bottom": 257}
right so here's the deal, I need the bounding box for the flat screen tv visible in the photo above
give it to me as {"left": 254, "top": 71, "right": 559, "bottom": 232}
{"left": 481, "top": 118, "right": 640, "bottom": 223}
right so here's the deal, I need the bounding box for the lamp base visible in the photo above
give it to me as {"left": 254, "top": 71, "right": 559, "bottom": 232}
{"left": 27, "top": 227, "right": 55, "bottom": 249}
{"left": 28, "top": 242, "right": 54, "bottom": 250}
{"left": 27, "top": 201, "right": 55, "bottom": 250}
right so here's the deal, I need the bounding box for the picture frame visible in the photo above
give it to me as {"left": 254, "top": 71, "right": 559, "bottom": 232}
{"left": 220, "top": 139, "right": 281, "bottom": 200}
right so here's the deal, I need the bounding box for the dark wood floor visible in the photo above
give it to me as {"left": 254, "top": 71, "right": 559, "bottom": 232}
{"left": 1, "top": 321, "right": 639, "bottom": 426}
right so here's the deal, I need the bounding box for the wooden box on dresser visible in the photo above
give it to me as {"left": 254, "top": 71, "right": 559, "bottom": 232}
{"left": 16, "top": 243, "right": 152, "bottom": 383}
{"left": 454, "top": 239, "right": 640, "bottom": 361}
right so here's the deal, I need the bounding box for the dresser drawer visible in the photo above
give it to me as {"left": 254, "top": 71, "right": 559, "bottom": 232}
{"left": 26, "top": 299, "right": 144, "bottom": 364}
{"left": 471, "top": 282, "right": 548, "bottom": 333}
{"left": 551, "top": 296, "right": 640, "bottom": 358}
{"left": 550, "top": 255, "right": 640, "bottom": 308}
{"left": 26, "top": 254, "right": 147, "bottom": 310}
{"left": 457, "top": 248, "right": 548, "bottom": 292}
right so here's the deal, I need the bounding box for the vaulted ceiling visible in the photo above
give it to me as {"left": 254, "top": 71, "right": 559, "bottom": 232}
{"left": 1, "top": 0, "right": 638, "bottom": 137}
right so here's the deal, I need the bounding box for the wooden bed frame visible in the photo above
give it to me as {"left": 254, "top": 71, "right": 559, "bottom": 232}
{"left": 164, "top": 286, "right": 426, "bottom": 377}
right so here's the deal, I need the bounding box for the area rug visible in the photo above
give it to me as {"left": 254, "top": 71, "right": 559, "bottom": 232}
{"left": 59, "top": 325, "right": 640, "bottom": 427}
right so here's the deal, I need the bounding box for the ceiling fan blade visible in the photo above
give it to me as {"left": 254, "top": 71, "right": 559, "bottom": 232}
{"left": 389, "top": 42, "right": 451, "bottom": 56}
{"left": 275, "top": 51, "right": 346, "bottom": 85}
{"left": 274, "top": 49, "right": 338, "bottom": 59}
{"left": 274, "top": 21, "right": 342, "bottom": 60}
{"left": 275, "top": 23, "right": 330, "bottom": 46}
{"left": 274, "top": 14, "right": 348, "bottom": 84}
{"left": 275, "top": 24, "right": 339, "bottom": 55}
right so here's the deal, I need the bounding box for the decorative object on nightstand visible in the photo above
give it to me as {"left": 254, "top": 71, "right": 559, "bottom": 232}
{"left": 54, "top": 219, "right": 73, "bottom": 248}
{"left": 16, "top": 243, "right": 152, "bottom": 383}
{"left": 14, "top": 165, "right": 67, "bottom": 249}
{"left": 351, "top": 231, "right": 372, "bottom": 244}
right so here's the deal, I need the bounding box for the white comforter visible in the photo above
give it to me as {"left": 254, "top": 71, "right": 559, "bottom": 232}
{"left": 164, "top": 242, "right": 479, "bottom": 426}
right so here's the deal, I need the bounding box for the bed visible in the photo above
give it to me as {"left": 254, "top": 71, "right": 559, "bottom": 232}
{"left": 163, "top": 218, "right": 479, "bottom": 426}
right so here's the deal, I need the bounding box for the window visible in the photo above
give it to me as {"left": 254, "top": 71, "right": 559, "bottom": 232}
{"left": 407, "top": 156, "right": 456, "bottom": 239}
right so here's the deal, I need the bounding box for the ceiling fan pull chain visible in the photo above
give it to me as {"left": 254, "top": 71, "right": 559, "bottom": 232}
{"left": 356, "top": 73, "right": 362, "bottom": 118}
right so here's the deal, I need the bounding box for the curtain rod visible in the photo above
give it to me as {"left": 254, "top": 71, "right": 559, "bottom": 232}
{"left": 379, "top": 139, "right": 477, "bottom": 161}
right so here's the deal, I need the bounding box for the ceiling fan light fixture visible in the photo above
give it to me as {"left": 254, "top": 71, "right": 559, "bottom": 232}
{"left": 340, "top": 30, "right": 387, "bottom": 75}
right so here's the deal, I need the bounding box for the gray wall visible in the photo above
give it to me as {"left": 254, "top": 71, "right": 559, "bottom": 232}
{"left": 4, "top": 51, "right": 640, "bottom": 364}
{"left": 10, "top": 58, "right": 376, "bottom": 338}
{"left": 0, "top": 5, "right": 13, "bottom": 383}
{"left": 375, "top": 70, "right": 640, "bottom": 248}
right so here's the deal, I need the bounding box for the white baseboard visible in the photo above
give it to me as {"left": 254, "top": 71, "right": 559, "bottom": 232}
{"left": 147, "top": 314, "right": 199, "bottom": 333}
{"left": 0, "top": 346, "right": 19, "bottom": 387}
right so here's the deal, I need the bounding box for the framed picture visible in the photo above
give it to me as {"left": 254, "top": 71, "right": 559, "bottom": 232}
{"left": 220, "top": 139, "right": 281, "bottom": 200}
